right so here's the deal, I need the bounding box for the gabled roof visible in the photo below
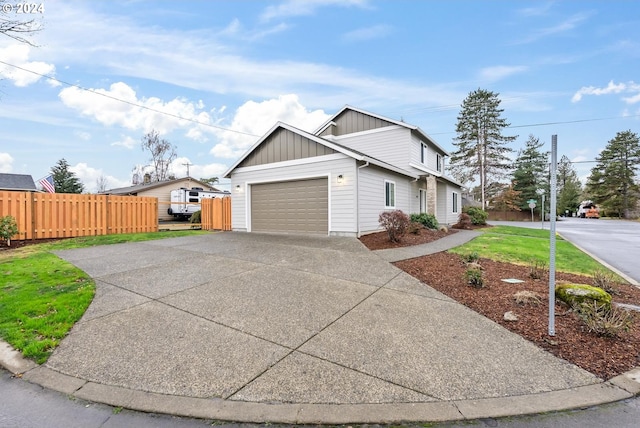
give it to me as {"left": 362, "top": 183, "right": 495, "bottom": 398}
{"left": 104, "top": 177, "right": 219, "bottom": 195}
{"left": 0, "top": 173, "right": 37, "bottom": 191}
{"left": 223, "top": 122, "right": 418, "bottom": 179}
{"left": 315, "top": 105, "right": 450, "bottom": 156}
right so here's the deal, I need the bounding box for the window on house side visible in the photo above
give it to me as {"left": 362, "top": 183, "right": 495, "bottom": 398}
{"left": 436, "top": 153, "right": 442, "bottom": 172}
{"left": 452, "top": 192, "right": 458, "bottom": 213}
{"left": 421, "top": 142, "right": 427, "bottom": 165}
{"left": 385, "top": 180, "right": 396, "bottom": 208}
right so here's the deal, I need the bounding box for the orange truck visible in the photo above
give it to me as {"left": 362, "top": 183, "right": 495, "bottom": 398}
{"left": 578, "top": 201, "right": 599, "bottom": 218}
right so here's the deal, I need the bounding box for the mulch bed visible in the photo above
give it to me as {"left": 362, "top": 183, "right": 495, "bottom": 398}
{"left": 358, "top": 227, "right": 458, "bottom": 250}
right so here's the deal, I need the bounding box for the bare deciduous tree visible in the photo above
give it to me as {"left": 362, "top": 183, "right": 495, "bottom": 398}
{"left": 141, "top": 130, "right": 177, "bottom": 182}
{"left": 0, "top": 1, "right": 43, "bottom": 46}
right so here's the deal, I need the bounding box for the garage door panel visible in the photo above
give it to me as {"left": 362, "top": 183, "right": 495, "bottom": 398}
{"left": 251, "top": 178, "right": 328, "bottom": 235}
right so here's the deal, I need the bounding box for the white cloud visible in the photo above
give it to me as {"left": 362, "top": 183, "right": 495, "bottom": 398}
{"left": 260, "top": 0, "right": 370, "bottom": 22}
{"left": 342, "top": 24, "right": 392, "bottom": 43}
{"left": 111, "top": 135, "right": 137, "bottom": 149}
{"left": 0, "top": 44, "right": 57, "bottom": 87}
{"left": 572, "top": 80, "right": 640, "bottom": 103}
{"left": 479, "top": 65, "right": 528, "bottom": 82}
{"left": 58, "top": 82, "right": 214, "bottom": 137}
{"left": 0, "top": 153, "right": 14, "bottom": 173}
{"left": 70, "top": 162, "right": 129, "bottom": 193}
{"left": 210, "top": 94, "right": 330, "bottom": 159}
{"left": 170, "top": 157, "right": 229, "bottom": 181}
{"left": 514, "top": 12, "right": 593, "bottom": 45}
{"left": 74, "top": 130, "right": 91, "bottom": 141}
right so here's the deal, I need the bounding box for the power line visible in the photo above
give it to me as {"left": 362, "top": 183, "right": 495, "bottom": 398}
{"left": 0, "top": 59, "right": 261, "bottom": 138}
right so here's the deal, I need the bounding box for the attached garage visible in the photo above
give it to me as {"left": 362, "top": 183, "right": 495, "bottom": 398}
{"left": 251, "top": 178, "right": 328, "bottom": 235}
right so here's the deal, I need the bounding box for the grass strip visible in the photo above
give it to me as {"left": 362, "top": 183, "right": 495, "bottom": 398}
{"left": 449, "top": 225, "right": 621, "bottom": 278}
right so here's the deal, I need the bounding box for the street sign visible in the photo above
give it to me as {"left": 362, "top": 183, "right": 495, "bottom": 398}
{"left": 527, "top": 199, "right": 536, "bottom": 204}
{"left": 528, "top": 202, "right": 536, "bottom": 209}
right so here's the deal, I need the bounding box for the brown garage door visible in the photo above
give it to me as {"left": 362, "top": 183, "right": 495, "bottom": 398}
{"left": 251, "top": 178, "right": 328, "bottom": 235}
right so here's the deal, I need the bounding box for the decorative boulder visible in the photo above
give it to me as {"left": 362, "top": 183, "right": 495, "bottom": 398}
{"left": 555, "top": 283, "right": 611, "bottom": 309}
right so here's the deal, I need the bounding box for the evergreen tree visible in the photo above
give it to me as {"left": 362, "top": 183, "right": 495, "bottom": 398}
{"left": 512, "top": 135, "right": 549, "bottom": 213}
{"left": 51, "top": 158, "right": 84, "bottom": 194}
{"left": 556, "top": 155, "right": 582, "bottom": 216}
{"left": 585, "top": 130, "right": 640, "bottom": 218}
{"left": 450, "top": 88, "right": 517, "bottom": 209}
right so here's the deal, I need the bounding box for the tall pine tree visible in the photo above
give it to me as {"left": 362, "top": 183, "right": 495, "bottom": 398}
{"left": 556, "top": 155, "right": 582, "bottom": 216}
{"left": 512, "top": 135, "right": 548, "bottom": 213}
{"left": 51, "top": 158, "right": 84, "bottom": 194}
{"left": 585, "top": 130, "right": 640, "bottom": 218}
{"left": 450, "top": 89, "right": 516, "bottom": 209}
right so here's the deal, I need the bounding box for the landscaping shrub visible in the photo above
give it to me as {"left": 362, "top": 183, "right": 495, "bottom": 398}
{"left": 408, "top": 221, "right": 422, "bottom": 235}
{"left": 463, "top": 206, "right": 488, "bottom": 225}
{"left": 576, "top": 301, "right": 633, "bottom": 337}
{"left": 409, "top": 213, "right": 438, "bottom": 229}
{"left": 190, "top": 210, "right": 202, "bottom": 224}
{"left": 462, "top": 251, "right": 479, "bottom": 263}
{"left": 378, "top": 210, "right": 410, "bottom": 243}
{"left": 592, "top": 269, "right": 618, "bottom": 295}
{"left": 514, "top": 290, "right": 541, "bottom": 305}
{"left": 453, "top": 212, "right": 472, "bottom": 229}
{"left": 528, "top": 259, "right": 547, "bottom": 279}
{"left": 0, "top": 215, "right": 19, "bottom": 246}
{"left": 465, "top": 268, "right": 484, "bottom": 288}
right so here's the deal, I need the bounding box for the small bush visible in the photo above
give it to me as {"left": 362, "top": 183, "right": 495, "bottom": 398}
{"left": 528, "top": 259, "right": 547, "bottom": 279}
{"left": 0, "top": 215, "right": 19, "bottom": 246}
{"left": 379, "top": 210, "right": 410, "bottom": 243}
{"left": 190, "top": 210, "right": 202, "bottom": 224}
{"left": 514, "top": 290, "right": 541, "bottom": 305}
{"left": 453, "top": 212, "right": 472, "bottom": 229}
{"left": 576, "top": 302, "right": 633, "bottom": 337}
{"left": 592, "top": 269, "right": 618, "bottom": 295}
{"left": 408, "top": 221, "right": 422, "bottom": 235}
{"left": 410, "top": 212, "right": 439, "bottom": 229}
{"left": 463, "top": 251, "right": 479, "bottom": 263}
{"left": 465, "top": 268, "right": 484, "bottom": 288}
{"left": 463, "top": 206, "right": 488, "bottom": 225}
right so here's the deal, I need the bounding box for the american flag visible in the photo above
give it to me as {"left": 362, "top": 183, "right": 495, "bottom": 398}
{"left": 39, "top": 175, "right": 55, "bottom": 193}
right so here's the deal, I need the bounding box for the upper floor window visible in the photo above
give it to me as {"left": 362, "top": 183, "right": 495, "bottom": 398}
{"left": 385, "top": 180, "right": 396, "bottom": 208}
{"left": 421, "top": 142, "right": 427, "bottom": 165}
{"left": 436, "top": 153, "right": 443, "bottom": 172}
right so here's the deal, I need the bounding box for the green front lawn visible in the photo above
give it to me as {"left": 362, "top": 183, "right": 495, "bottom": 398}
{"left": 450, "top": 225, "right": 621, "bottom": 278}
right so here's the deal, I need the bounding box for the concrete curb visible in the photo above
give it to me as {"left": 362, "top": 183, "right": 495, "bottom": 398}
{"left": 2, "top": 340, "right": 639, "bottom": 424}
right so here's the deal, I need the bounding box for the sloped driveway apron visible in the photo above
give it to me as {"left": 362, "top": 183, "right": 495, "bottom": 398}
{"left": 46, "top": 232, "right": 600, "bottom": 407}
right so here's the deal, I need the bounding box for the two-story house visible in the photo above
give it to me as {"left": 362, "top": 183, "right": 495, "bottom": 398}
{"left": 223, "top": 105, "right": 462, "bottom": 236}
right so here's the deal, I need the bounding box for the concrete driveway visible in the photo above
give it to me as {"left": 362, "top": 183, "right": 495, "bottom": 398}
{"left": 20, "top": 232, "right": 635, "bottom": 423}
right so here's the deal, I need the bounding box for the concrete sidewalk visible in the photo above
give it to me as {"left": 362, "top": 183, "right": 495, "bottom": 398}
{"left": 2, "top": 232, "right": 640, "bottom": 424}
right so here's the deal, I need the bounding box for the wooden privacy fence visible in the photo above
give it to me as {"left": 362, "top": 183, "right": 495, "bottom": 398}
{"left": 0, "top": 191, "right": 158, "bottom": 240}
{"left": 201, "top": 197, "right": 232, "bottom": 231}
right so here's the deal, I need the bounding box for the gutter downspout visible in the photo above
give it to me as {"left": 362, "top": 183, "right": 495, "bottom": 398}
{"left": 356, "top": 161, "right": 370, "bottom": 237}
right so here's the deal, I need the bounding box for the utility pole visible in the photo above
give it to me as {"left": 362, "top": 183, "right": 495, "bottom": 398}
{"left": 182, "top": 162, "right": 193, "bottom": 177}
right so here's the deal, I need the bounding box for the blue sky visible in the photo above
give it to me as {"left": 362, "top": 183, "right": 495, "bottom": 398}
{"left": 1, "top": 0, "right": 639, "bottom": 192}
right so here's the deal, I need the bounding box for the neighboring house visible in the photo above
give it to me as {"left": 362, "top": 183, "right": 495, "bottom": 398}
{"left": 0, "top": 173, "right": 38, "bottom": 192}
{"left": 223, "top": 105, "right": 463, "bottom": 237}
{"left": 103, "top": 177, "right": 220, "bottom": 221}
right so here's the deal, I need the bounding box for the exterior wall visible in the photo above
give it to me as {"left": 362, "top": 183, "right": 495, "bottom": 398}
{"left": 436, "top": 180, "right": 460, "bottom": 225}
{"left": 333, "top": 126, "right": 410, "bottom": 171}
{"left": 358, "top": 165, "right": 411, "bottom": 234}
{"left": 239, "top": 127, "right": 336, "bottom": 168}
{"left": 319, "top": 109, "right": 394, "bottom": 136}
{"left": 230, "top": 154, "right": 357, "bottom": 235}
{"left": 409, "top": 133, "right": 444, "bottom": 175}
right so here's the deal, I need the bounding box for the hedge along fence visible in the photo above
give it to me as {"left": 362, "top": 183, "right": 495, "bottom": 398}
{"left": 0, "top": 191, "right": 158, "bottom": 241}
{"left": 201, "top": 197, "right": 231, "bottom": 231}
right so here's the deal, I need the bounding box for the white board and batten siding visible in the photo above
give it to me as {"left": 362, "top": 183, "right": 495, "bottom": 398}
{"left": 358, "top": 165, "right": 411, "bottom": 234}
{"left": 230, "top": 154, "right": 357, "bottom": 235}
{"left": 436, "top": 181, "right": 460, "bottom": 225}
{"left": 333, "top": 126, "right": 410, "bottom": 170}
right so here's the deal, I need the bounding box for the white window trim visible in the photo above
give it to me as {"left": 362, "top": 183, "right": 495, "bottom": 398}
{"left": 419, "top": 188, "right": 427, "bottom": 213}
{"left": 385, "top": 180, "right": 396, "bottom": 209}
{"left": 452, "top": 191, "right": 459, "bottom": 214}
{"left": 436, "top": 153, "right": 442, "bottom": 172}
{"left": 421, "top": 142, "right": 427, "bottom": 165}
